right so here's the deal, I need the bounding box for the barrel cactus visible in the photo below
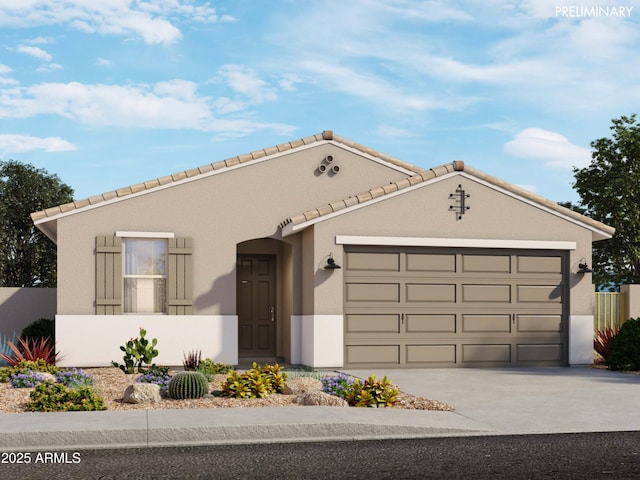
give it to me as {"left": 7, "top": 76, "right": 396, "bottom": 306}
{"left": 168, "top": 371, "right": 209, "bottom": 399}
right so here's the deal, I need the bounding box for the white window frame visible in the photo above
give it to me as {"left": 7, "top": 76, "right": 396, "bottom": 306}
{"left": 118, "top": 232, "right": 174, "bottom": 314}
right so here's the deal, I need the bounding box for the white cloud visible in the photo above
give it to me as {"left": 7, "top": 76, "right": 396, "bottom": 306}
{"left": 24, "top": 36, "right": 52, "bottom": 45}
{"left": 0, "top": 81, "right": 213, "bottom": 129}
{"left": 0, "top": 1, "right": 230, "bottom": 46}
{"left": 0, "top": 134, "right": 77, "bottom": 153}
{"left": 216, "top": 64, "right": 277, "bottom": 104}
{"left": 278, "top": 74, "right": 302, "bottom": 91}
{"left": 503, "top": 128, "right": 592, "bottom": 169}
{"left": 36, "top": 63, "right": 63, "bottom": 73}
{"left": 0, "top": 64, "right": 12, "bottom": 75}
{"left": 0, "top": 80, "right": 294, "bottom": 137}
{"left": 95, "top": 58, "right": 113, "bottom": 67}
{"left": 17, "top": 45, "right": 52, "bottom": 61}
{"left": 299, "top": 60, "right": 468, "bottom": 112}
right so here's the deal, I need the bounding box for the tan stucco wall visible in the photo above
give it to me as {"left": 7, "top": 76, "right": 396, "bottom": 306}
{"left": 308, "top": 174, "right": 598, "bottom": 317}
{"left": 55, "top": 143, "right": 409, "bottom": 316}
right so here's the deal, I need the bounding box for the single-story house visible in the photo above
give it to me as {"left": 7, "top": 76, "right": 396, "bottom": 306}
{"left": 31, "top": 131, "right": 614, "bottom": 369}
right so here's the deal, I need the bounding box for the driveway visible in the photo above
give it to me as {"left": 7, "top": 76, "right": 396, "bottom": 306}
{"left": 341, "top": 367, "right": 640, "bottom": 435}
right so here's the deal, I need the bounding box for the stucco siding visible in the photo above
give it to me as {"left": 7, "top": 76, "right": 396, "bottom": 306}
{"left": 56, "top": 314, "right": 238, "bottom": 367}
{"left": 309, "top": 175, "right": 596, "bottom": 316}
{"left": 55, "top": 144, "right": 409, "bottom": 316}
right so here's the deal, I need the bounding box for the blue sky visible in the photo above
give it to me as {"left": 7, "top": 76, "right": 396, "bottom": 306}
{"left": 0, "top": 1, "right": 638, "bottom": 204}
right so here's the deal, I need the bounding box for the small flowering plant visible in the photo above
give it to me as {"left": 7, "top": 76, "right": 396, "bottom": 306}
{"left": 9, "top": 369, "right": 46, "bottom": 388}
{"left": 56, "top": 368, "right": 95, "bottom": 388}
{"left": 321, "top": 373, "right": 356, "bottom": 399}
{"left": 136, "top": 369, "right": 171, "bottom": 394}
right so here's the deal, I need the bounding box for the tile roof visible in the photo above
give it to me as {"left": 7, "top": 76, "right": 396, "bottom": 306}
{"left": 279, "top": 160, "right": 616, "bottom": 241}
{"left": 30, "top": 130, "right": 424, "bottom": 224}
{"left": 31, "top": 130, "right": 614, "bottom": 243}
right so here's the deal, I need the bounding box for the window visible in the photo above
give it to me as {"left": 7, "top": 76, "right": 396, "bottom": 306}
{"left": 123, "top": 239, "right": 167, "bottom": 313}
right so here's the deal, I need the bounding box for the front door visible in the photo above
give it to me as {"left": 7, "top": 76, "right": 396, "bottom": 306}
{"left": 237, "top": 255, "right": 276, "bottom": 357}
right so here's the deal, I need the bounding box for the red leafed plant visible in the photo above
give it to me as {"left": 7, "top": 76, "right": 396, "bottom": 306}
{"left": 594, "top": 327, "right": 618, "bottom": 361}
{"left": 0, "top": 337, "right": 59, "bottom": 366}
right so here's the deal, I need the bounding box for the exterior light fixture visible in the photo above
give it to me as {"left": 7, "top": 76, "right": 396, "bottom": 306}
{"left": 324, "top": 254, "right": 341, "bottom": 270}
{"left": 577, "top": 258, "right": 593, "bottom": 274}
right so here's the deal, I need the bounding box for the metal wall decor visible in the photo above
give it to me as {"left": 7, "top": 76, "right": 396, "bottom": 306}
{"left": 449, "top": 184, "right": 470, "bottom": 220}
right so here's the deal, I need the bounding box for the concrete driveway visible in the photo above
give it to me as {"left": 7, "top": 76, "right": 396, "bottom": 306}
{"left": 342, "top": 367, "right": 640, "bottom": 435}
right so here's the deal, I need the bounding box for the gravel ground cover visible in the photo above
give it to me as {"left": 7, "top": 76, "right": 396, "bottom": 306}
{"left": 0, "top": 367, "right": 454, "bottom": 413}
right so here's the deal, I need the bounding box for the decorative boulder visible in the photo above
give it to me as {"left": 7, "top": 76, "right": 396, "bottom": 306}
{"left": 123, "top": 383, "right": 162, "bottom": 404}
{"left": 295, "top": 391, "right": 349, "bottom": 407}
{"left": 283, "top": 377, "right": 323, "bottom": 395}
{"left": 38, "top": 372, "right": 57, "bottom": 383}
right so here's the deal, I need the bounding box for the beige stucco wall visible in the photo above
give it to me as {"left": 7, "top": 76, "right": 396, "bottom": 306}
{"left": 308, "top": 174, "right": 598, "bottom": 318}
{"left": 54, "top": 143, "right": 410, "bottom": 317}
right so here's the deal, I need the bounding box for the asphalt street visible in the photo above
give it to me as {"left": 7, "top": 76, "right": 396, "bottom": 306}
{"left": 2, "top": 432, "right": 640, "bottom": 480}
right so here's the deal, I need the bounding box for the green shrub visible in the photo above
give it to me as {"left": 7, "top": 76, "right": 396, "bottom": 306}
{"left": 0, "top": 367, "right": 10, "bottom": 383}
{"left": 219, "top": 363, "right": 287, "bottom": 399}
{"left": 28, "top": 382, "right": 106, "bottom": 412}
{"left": 606, "top": 318, "right": 640, "bottom": 371}
{"left": 197, "top": 359, "right": 233, "bottom": 380}
{"left": 260, "top": 363, "right": 287, "bottom": 393}
{"left": 344, "top": 375, "right": 398, "bottom": 408}
{"left": 10, "top": 359, "right": 59, "bottom": 376}
{"left": 20, "top": 318, "right": 55, "bottom": 343}
{"left": 168, "top": 371, "right": 209, "bottom": 399}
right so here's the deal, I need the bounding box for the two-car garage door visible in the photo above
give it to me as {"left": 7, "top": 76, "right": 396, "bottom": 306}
{"left": 343, "top": 246, "right": 568, "bottom": 368}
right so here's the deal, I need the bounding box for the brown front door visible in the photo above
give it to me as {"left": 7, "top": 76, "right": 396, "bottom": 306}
{"left": 237, "top": 255, "right": 276, "bottom": 357}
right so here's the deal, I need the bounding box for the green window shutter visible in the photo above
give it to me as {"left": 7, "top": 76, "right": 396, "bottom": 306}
{"left": 167, "top": 237, "right": 193, "bottom": 315}
{"left": 95, "top": 236, "right": 123, "bottom": 314}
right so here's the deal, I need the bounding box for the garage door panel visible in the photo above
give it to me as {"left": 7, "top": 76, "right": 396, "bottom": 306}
{"left": 406, "top": 283, "right": 456, "bottom": 302}
{"left": 406, "top": 344, "right": 456, "bottom": 363}
{"left": 345, "top": 345, "right": 399, "bottom": 365}
{"left": 517, "top": 285, "right": 562, "bottom": 303}
{"left": 344, "top": 247, "right": 567, "bottom": 368}
{"left": 463, "top": 344, "right": 511, "bottom": 363}
{"left": 345, "top": 252, "right": 399, "bottom": 271}
{"left": 406, "top": 314, "right": 456, "bottom": 333}
{"left": 345, "top": 314, "right": 400, "bottom": 333}
{"left": 518, "top": 314, "right": 563, "bottom": 333}
{"left": 463, "top": 314, "right": 511, "bottom": 332}
{"left": 346, "top": 283, "right": 400, "bottom": 302}
{"left": 517, "top": 344, "right": 563, "bottom": 362}
{"left": 406, "top": 254, "right": 456, "bottom": 272}
{"left": 462, "top": 255, "right": 511, "bottom": 273}
{"left": 462, "top": 284, "right": 511, "bottom": 303}
{"left": 518, "top": 256, "right": 562, "bottom": 273}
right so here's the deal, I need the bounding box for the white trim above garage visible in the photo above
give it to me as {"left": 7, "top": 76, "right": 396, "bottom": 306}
{"left": 335, "top": 235, "right": 577, "bottom": 250}
{"left": 115, "top": 231, "right": 175, "bottom": 238}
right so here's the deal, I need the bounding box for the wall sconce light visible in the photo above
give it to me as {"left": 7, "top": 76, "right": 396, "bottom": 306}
{"left": 577, "top": 258, "right": 593, "bottom": 274}
{"left": 324, "top": 254, "right": 341, "bottom": 270}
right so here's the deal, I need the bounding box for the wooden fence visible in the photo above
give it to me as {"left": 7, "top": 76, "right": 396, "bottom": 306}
{"left": 594, "top": 292, "right": 627, "bottom": 332}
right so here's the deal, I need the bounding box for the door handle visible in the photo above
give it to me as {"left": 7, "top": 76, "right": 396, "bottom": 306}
{"left": 270, "top": 307, "right": 275, "bottom": 322}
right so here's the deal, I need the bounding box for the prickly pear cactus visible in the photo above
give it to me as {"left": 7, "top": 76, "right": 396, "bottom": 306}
{"left": 168, "top": 371, "right": 208, "bottom": 399}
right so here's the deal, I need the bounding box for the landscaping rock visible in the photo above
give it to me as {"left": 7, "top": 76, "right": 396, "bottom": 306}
{"left": 283, "top": 377, "right": 323, "bottom": 395}
{"left": 122, "top": 383, "right": 161, "bottom": 404}
{"left": 38, "top": 373, "right": 57, "bottom": 383}
{"left": 295, "top": 391, "right": 349, "bottom": 407}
